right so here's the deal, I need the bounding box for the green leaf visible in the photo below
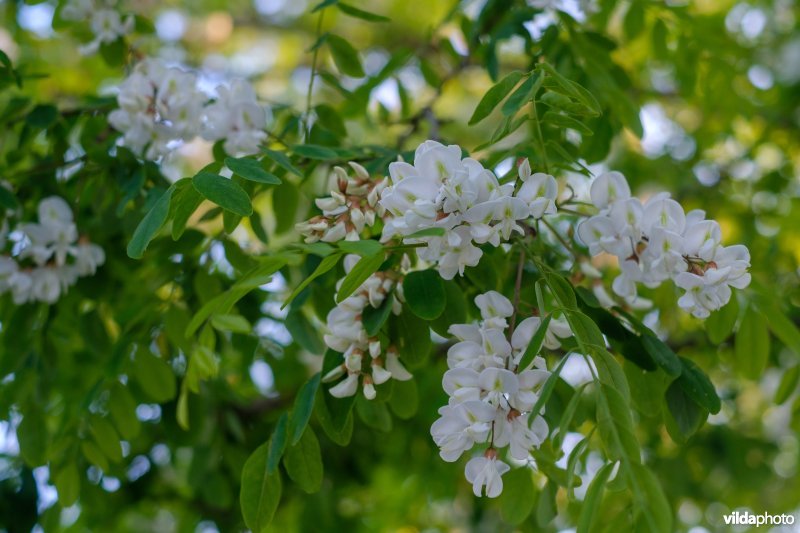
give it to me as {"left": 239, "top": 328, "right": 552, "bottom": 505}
{"left": 289, "top": 373, "right": 321, "bottom": 445}
{"left": 338, "top": 239, "right": 383, "bottom": 256}
{"left": 565, "top": 310, "right": 605, "bottom": 349}
{"left": 327, "top": 34, "right": 365, "bottom": 77}
{"left": 545, "top": 271, "right": 578, "bottom": 311}
{"left": 262, "top": 148, "right": 303, "bottom": 176}
{"left": 403, "top": 269, "right": 445, "bottom": 320}
{"left": 89, "top": 416, "right": 122, "bottom": 463}
{"left": 132, "top": 352, "right": 177, "bottom": 403}
{"left": 283, "top": 428, "right": 324, "bottom": 493}
{"left": 192, "top": 171, "right": 253, "bottom": 216}
{"left": 775, "top": 365, "right": 800, "bottom": 405}
{"left": 394, "top": 309, "right": 432, "bottom": 369}
{"left": 337, "top": 2, "right": 389, "bottom": 22}
{"left": 629, "top": 463, "right": 673, "bottom": 533}
{"left": 267, "top": 413, "right": 289, "bottom": 474}
{"left": 389, "top": 379, "right": 418, "bottom": 419}
{"left": 640, "top": 334, "right": 682, "bottom": 377}
{"left": 664, "top": 379, "right": 707, "bottom": 442}
{"left": 362, "top": 293, "right": 394, "bottom": 336}
{"left": 517, "top": 314, "right": 552, "bottom": 371}
{"left": 596, "top": 383, "right": 640, "bottom": 463}
{"left": 501, "top": 72, "right": 538, "bottom": 116}
{"left": 752, "top": 297, "right": 800, "bottom": 356}
{"left": 0, "top": 186, "right": 18, "bottom": 210}
{"left": 675, "top": 357, "right": 721, "bottom": 414}
{"left": 54, "top": 464, "right": 80, "bottom": 507}
{"left": 315, "top": 388, "right": 354, "bottom": 446}
{"left": 170, "top": 179, "right": 204, "bottom": 240}
{"left": 240, "top": 443, "right": 282, "bottom": 532}
{"left": 187, "top": 257, "right": 287, "bottom": 335}
{"left": 705, "top": 296, "right": 739, "bottom": 344}
{"left": 17, "top": 410, "right": 47, "bottom": 467}
{"left": 577, "top": 462, "right": 614, "bottom": 533}
{"left": 540, "top": 63, "right": 602, "bottom": 116}
{"left": 431, "top": 280, "right": 468, "bottom": 337}
{"left": 403, "top": 227, "right": 446, "bottom": 239}
{"left": 542, "top": 111, "right": 594, "bottom": 136}
{"left": 210, "top": 313, "right": 252, "bottom": 334}
{"left": 312, "top": 0, "right": 339, "bottom": 12}
{"left": 26, "top": 104, "right": 58, "bottom": 129}
{"left": 530, "top": 354, "right": 570, "bottom": 418}
{"left": 272, "top": 181, "right": 299, "bottom": 235}
{"left": 566, "top": 430, "right": 593, "bottom": 500}
{"left": 336, "top": 252, "right": 385, "bottom": 303}
{"left": 225, "top": 157, "right": 282, "bottom": 185}
{"left": 499, "top": 467, "right": 535, "bottom": 525}
{"left": 127, "top": 186, "right": 173, "bottom": 259}
{"left": 283, "top": 253, "right": 342, "bottom": 309}
{"left": 291, "top": 143, "right": 339, "bottom": 160}
{"left": 469, "top": 70, "right": 526, "bottom": 125}
{"left": 591, "top": 347, "right": 631, "bottom": 402}
{"left": 108, "top": 383, "right": 141, "bottom": 440}
{"left": 356, "top": 395, "right": 392, "bottom": 431}
{"left": 734, "top": 305, "right": 770, "bottom": 378}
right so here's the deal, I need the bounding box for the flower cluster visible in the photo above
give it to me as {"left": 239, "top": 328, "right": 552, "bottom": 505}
{"left": 322, "top": 255, "right": 412, "bottom": 400}
{"left": 430, "top": 291, "right": 551, "bottom": 497}
{"left": 61, "top": 0, "right": 135, "bottom": 55}
{"left": 0, "top": 197, "right": 105, "bottom": 304}
{"left": 295, "top": 163, "right": 387, "bottom": 243}
{"left": 109, "top": 59, "right": 267, "bottom": 160}
{"left": 379, "top": 141, "right": 558, "bottom": 279}
{"left": 200, "top": 79, "right": 268, "bottom": 156}
{"left": 577, "top": 172, "right": 751, "bottom": 318}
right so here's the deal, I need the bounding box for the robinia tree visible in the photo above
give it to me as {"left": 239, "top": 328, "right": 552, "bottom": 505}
{"left": 1, "top": 0, "right": 799, "bottom": 531}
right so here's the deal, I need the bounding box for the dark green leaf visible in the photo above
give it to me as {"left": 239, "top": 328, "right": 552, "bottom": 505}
{"left": 240, "top": 443, "right": 282, "bottom": 532}
{"left": 192, "top": 171, "right": 253, "bottom": 216}
{"left": 283, "top": 253, "right": 342, "bottom": 309}
{"left": 267, "top": 413, "right": 289, "bottom": 474}
{"left": 283, "top": 428, "right": 323, "bottom": 493}
{"left": 289, "top": 373, "right": 321, "bottom": 444}
{"left": 225, "top": 157, "right": 282, "bottom": 184}
{"left": 337, "top": 2, "right": 389, "bottom": 22}
{"left": 336, "top": 252, "right": 385, "bottom": 303}
{"left": 327, "top": 34, "right": 365, "bottom": 77}
{"left": 127, "top": 187, "right": 173, "bottom": 259}
{"left": 403, "top": 269, "right": 445, "bottom": 320}
{"left": 499, "top": 467, "right": 535, "bottom": 525}
{"left": 469, "top": 70, "right": 526, "bottom": 125}
{"left": 338, "top": 239, "right": 383, "bottom": 256}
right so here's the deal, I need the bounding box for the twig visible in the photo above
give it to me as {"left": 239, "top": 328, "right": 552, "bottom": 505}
{"left": 305, "top": 10, "right": 325, "bottom": 140}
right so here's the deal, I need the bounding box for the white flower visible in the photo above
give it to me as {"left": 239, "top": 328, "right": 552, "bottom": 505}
{"left": 110, "top": 59, "right": 205, "bottom": 159}
{"left": 202, "top": 79, "right": 267, "bottom": 155}
{"left": 494, "top": 413, "right": 548, "bottom": 460}
{"left": 589, "top": 171, "right": 630, "bottom": 210}
{"left": 516, "top": 164, "right": 558, "bottom": 219}
{"left": 329, "top": 373, "right": 359, "bottom": 398}
{"left": 464, "top": 455, "right": 510, "bottom": 498}
{"left": 430, "top": 401, "right": 496, "bottom": 462}
{"left": 474, "top": 290, "right": 514, "bottom": 328}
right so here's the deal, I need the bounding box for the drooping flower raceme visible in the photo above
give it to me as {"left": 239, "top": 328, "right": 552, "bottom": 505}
{"left": 431, "top": 291, "right": 551, "bottom": 497}
{"left": 109, "top": 59, "right": 206, "bottom": 160}
{"left": 0, "top": 197, "right": 105, "bottom": 304}
{"left": 296, "top": 163, "right": 388, "bottom": 243}
{"left": 378, "top": 141, "right": 558, "bottom": 279}
{"left": 576, "top": 171, "right": 751, "bottom": 317}
{"left": 201, "top": 79, "right": 268, "bottom": 156}
{"left": 321, "top": 255, "right": 412, "bottom": 400}
{"left": 109, "top": 59, "right": 269, "bottom": 159}
{"left": 60, "top": 0, "right": 135, "bottom": 55}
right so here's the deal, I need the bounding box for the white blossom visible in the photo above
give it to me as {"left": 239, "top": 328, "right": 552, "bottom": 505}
{"left": 576, "top": 171, "right": 750, "bottom": 316}
{"left": 0, "top": 196, "right": 105, "bottom": 305}
{"left": 202, "top": 79, "right": 267, "bottom": 155}
{"left": 431, "top": 291, "right": 554, "bottom": 497}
